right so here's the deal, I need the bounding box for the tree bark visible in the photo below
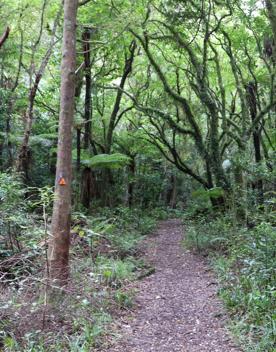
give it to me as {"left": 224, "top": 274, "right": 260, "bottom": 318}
{"left": 128, "top": 157, "right": 135, "bottom": 207}
{"left": 246, "top": 82, "right": 264, "bottom": 205}
{"left": 81, "top": 167, "right": 97, "bottom": 208}
{"left": 76, "top": 128, "right": 81, "bottom": 172}
{"left": 80, "top": 29, "right": 93, "bottom": 208}
{"left": 266, "top": 0, "right": 276, "bottom": 44}
{"left": 49, "top": 0, "right": 78, "bottom": 287}
{"left": 82, "top": 29, "right": 92, "bottom": 149}
{"left": 0, "top": 27, "right": 10, "bottom": 49}
{"left": 170, "top": 174, "right": 177, "bottom": 209}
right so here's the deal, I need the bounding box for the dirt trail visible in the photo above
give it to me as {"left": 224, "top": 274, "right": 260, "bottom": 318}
{"left": 104, "top": 219, "right": 241, "bottom": 352}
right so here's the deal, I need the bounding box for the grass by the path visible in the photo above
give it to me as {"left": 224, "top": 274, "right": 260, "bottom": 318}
{"left": 183, "top": 211, "right": 276, "bottom": 352}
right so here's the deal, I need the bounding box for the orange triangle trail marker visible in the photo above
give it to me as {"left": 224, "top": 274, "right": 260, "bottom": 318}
{"left": 58, "top": 176, "right": 67, "bottom": 186}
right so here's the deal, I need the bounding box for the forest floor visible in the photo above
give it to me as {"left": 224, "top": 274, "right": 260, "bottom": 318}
{"left": 99, "top": 219, "right": 241, "bottom": 352}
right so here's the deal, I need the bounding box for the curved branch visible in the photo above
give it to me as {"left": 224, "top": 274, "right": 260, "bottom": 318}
{"left": 0, "top": 27, "right": 10, "bottom": 49}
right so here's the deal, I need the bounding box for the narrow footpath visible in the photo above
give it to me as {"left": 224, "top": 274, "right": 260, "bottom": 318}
{"left": 104, "top": 219, "right": 241, "bottom": 352}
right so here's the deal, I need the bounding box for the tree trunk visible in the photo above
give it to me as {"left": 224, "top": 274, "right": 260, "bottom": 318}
{"left": 48, "top": 0, "right": 78, "bottom": 287}
{"left": 16, "top": 83, "right": 38, "bottom": 180}
{"left": 76, "top": 128, "right": 81, "bottom": 172}
{"left": 81, "top": 167, "right": 92, "bottom": 209}
{"left": 266, "top": 0, "right": 276, "bottom": 108}
{"left": 266, "top": 0, "right": 276, "bottom": 44}
{"left": 128, "top": 157, "right": 135, "bottom": 207}
{"left": 105, "top": 41, "right": 136, "bottom": 153}
{"left": 16, "top": 9, "right": 61, "bottom": 179}
{"left": 0, "top": 27, "right": 10, "bottom": 49}
{"left": 246, "top": 82, "right": 264, "bottom": 205}
{"left": 6, "top": 104, "right": 13, "bottom": 167}
{"left": 170, "top": 174, "right": 177, "bottom": 209}
{"left": 82, "top": 29, "right": 92, "bottom": 149}
{"left": 79, "top": 29, "right": 94, "bottom": 208}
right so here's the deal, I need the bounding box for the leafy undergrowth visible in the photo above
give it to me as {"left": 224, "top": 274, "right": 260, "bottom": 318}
{"left": 0, "top": 206, "right": 177, "bottom": 351}
{"left": 183, "top": 208, "right": 276, "bottom": 352}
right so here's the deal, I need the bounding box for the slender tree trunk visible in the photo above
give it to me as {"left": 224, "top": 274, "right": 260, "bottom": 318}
{"left": 128, "top": 157, "right": 135, "bottom": 207}
{"left": 48, "top": 0, "right": 78, "bottom": 287}
{"left": 266, "top": 0, "right": 276, "bottom": 110}
{"left": 83, "top": 29, "right": 92, "bottom": 149}
{"left": 16, "top": 83, "right": 38, "bottom": 180}
{"left": 16, "top": 9, "right": 61, "bottom": 178}
{"left": 105, "top": 41, "right": 136, "bottom": 153}
{"left": 74, "top": 65, "right": 83, "bottom": 175}
{"left": 76, "top": 128, "right": 81, "bottom": 172}
{"left": 170, "top": 174, "right": 177, "bottom": 209}
{"left": 246, "top": 82, "right": 264, "bottom": 205}
{"left": 102, "top": 43, "right": 135, "bottom": 207}
{"left": 80, "top": 29, "right": 94, "bottom": 208}
{"left": 6, "top": 103, "right": 13, "bottom": 166}
{"left": 81, "top": 167, "right": 96, "bottom": 209}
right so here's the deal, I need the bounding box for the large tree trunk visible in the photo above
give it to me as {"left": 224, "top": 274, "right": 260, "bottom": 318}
{"left": 48, "top": 0, "right": 78, "bottom": 287}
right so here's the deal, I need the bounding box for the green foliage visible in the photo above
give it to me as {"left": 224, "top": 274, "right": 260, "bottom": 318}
{"left": 29, "top": 134, "right": 57, "bottom": 147}
{"left": 184, "top": 212, "right": 276, "bottom": 351}
{"left": 69, "top": 312, "right": 112, "bottom": 351}
{"left": 81, "top": 153, "right": 131, "bottom": 169}
{"left": 0, "top": 173, "right": 25, "bottom": 212}
{"left": 114, "top": 289, "right": 134, "bottom": 309}
{"left": 184, "top": 215, "right": 233, "bottom": 253}
{"left": 95, "top": 256, "right": 136, "bottom": 286}
{"left": 192, "top": 187, "right": 224, "bottom": 201}
{"left": 0, "top": 205, "right": 158, "bottom": 351}
{"left": 213, "top": 224, "right": 276, "bottom": 351}
{"left": 0, "top": 173, "right": 28, "bottom": 256}
{"left": 72, "top": 206, "right": 158, "bottom": 258}
{"left": 0, "top": 0, "right": 275, "bottom": 350}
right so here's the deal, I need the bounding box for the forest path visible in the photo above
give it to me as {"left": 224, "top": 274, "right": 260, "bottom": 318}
{"left": 103, "top": 219, "right": 241, "bottom": 352}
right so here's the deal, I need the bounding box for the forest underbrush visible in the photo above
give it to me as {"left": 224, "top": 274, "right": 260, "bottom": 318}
{"left": 0, "top": 177, "right": 178, "bottom": 351}
{"left": 184, "top": 201, "right": 276, "bottom": 352}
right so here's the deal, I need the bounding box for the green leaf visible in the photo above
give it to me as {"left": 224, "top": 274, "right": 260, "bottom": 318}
{"left": 81, "top": 153, "right": 131, "bottom": 169}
